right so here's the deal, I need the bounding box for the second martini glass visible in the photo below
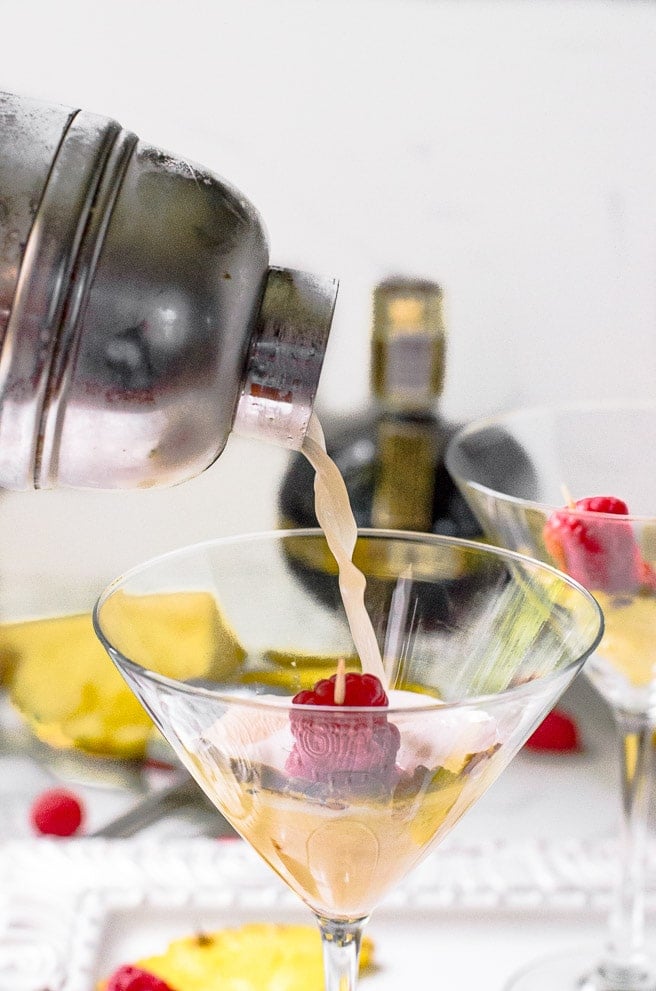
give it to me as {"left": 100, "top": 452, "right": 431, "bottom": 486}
{"left": 447, "top": 400, "right": 656, "bottom": 991}
{"left": 93, "top": 528, "right": 601, "bottom": 991}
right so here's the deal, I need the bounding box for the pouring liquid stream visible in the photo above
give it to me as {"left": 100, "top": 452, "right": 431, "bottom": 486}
{"left": 301, "top": 413, "right": 387, "bottom": 688}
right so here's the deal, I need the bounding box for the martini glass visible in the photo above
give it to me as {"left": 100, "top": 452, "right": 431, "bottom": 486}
{"left": 446, "top": 400, "right": 656, "bottom": 991}
{"left": 93, "top": 528, "right": 601, "bottom": 991}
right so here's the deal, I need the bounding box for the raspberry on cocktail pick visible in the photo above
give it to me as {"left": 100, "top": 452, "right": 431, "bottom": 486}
{"left": 286, "top": 659, "right": 400, "bottom": 787}
{"left": 291, "top": 657, "right": 389, "bottom": 708}
{"left": 543, "top": 491, "right": 648, "bottom": 594}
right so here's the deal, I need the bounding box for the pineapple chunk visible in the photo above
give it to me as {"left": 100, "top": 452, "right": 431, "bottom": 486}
{"left": 98, "top": 590, "right": 245, "bottom": 681}
{"left": 253, "top": 650, "right": 360, "bottom": 694}
{"left": 3, "top": 591, "right": 245, "bottom": 759}
{"left": 99, "top": 923, "right": 374, "bottom": 991}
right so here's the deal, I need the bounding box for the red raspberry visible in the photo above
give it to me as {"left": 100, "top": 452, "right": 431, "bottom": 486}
{"left": 292, "top": 672, "right": 388, "bottom": 707}
{"left": 105, "top": 966, "right": 176, "bottom": 991}
{"left": 543, "top": 495, "right": 643, "bottom": 593}
{"left": 30, "top": 788, "right": 84, "bottom": 837}
{"left": 525, "top": 709, "right": 580, "bottom": 753}
{"left": 287, "top": 672, "right": 400, "bottom": 788}
{"left": 575, "top": 496, "right": 629, "bottom": 515}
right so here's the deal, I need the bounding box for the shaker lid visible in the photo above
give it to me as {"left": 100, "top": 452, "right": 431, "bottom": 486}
{"left": 370, "top": 276, "right": 445, "bottom": 412}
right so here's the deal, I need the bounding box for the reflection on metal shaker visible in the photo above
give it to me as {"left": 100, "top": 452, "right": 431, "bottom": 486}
{"left": 0, "top": 90, "right": 337, "bottom": 490}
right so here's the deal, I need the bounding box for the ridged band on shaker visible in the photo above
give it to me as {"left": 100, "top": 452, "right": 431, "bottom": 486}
{"left": 233, "top": 267, "right": 338, "bottom": 450}
{"left": 35, "top": 122, "right": 138, "bottom": 488}
{"left": 0, "top": 107, "right": 137, "bottom": 489}
{"left": 0, "top": 92, "right": 76, "bottom": 351}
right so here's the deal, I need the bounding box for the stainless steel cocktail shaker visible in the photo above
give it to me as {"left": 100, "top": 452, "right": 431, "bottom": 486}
{"left": 0, "top": 91, "right": 337, "bottom": 490}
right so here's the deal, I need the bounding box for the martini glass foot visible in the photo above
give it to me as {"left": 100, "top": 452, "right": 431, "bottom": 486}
{"left": 506, "top": 945, "right": 656, "bottom": 991}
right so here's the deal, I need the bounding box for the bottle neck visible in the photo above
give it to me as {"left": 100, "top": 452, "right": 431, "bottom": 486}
{"left": 371, "top": 415, "right": 442, "bottom": 530}
{"left": 371, "top": 334, "right": 444, "bottom": 414}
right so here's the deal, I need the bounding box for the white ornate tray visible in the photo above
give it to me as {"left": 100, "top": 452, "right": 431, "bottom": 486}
{"left": 3, "top": 835, "right": 656, "bottom": 991}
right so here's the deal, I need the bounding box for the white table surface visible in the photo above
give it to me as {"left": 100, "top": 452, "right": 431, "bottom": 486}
{"left": 3, "top": 671, "right": 654, "bottom": 991}
{"left": 0, "top": 424, "right": 643, "bottom": 988}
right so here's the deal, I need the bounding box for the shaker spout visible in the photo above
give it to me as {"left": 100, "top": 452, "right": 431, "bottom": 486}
{"left": 233, "top": 267, "right": 338, "bottom": 450}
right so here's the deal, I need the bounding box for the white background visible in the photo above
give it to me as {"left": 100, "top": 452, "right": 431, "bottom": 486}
{"left": 0, "top": 10, "right": 644, "bottom": 975}
{"left": 0, "top": 0, "right": 655, "bottom": 598}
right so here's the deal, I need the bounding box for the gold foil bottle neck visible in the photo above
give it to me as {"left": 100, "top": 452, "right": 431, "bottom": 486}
{"left": 370, "top": 277, "right": 445, "bottom": 412}
{"left": 371, "top": 418, "right": 441, "bottom": 530}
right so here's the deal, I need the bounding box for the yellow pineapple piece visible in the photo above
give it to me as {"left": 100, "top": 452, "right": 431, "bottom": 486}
{"left": 254, "top": 650, "right": 360, "bottom": 693}
{"left": 99, "top": 923, "right": 374, "bottom": 991}
{"left": 409, "top": 772, "right": 467, "bottom": 845}
{"left": 98, "top": 590, "right": 245, "bottom": 680}
{"left": 594, "top": 591, "right": 656, "bottom": 688}
{"left": 2, "top": 591, "right": 245, "bottom": 759}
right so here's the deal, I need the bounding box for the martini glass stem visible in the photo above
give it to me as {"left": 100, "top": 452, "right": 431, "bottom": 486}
{"left": 599, "top": 711, "right": 655, "bottom": 990}
{"left": 317, "top": 915, "right": 369, "bottom": 991}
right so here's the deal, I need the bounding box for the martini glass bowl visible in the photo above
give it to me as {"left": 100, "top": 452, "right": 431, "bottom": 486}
{"left": 93, "top": 528, "right": 601, "bottom": 991}
{"left": 446, "top": 400, "right": 656, "bottom": 991}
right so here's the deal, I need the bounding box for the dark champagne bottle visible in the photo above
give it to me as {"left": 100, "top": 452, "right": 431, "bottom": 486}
{"left": 279, "top": 276, "right": 482, "bottom": 539}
